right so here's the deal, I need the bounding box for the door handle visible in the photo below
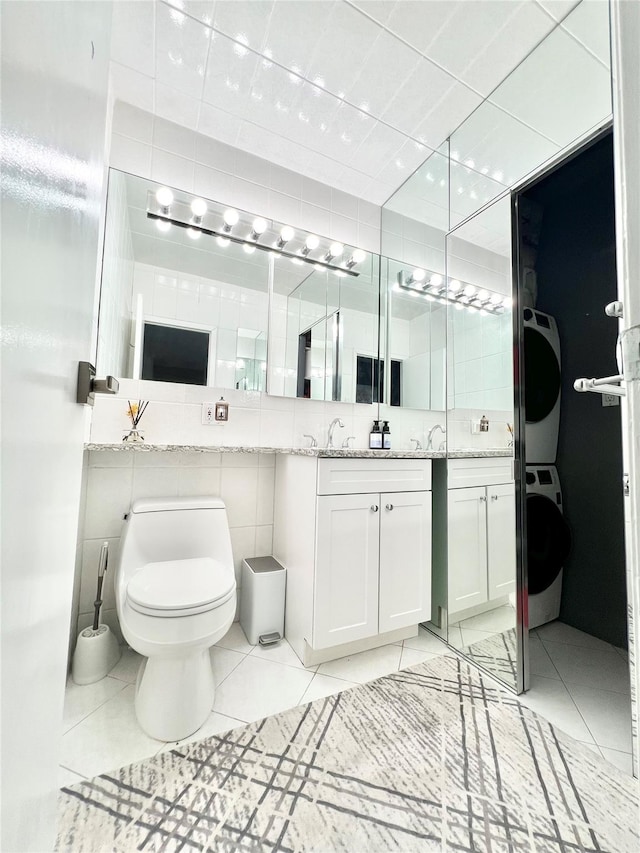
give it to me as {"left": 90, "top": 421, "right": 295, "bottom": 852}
{"left": 385, "top": 503, "right": 394, "bottom": 511}
{"left": 371, "top": 504, "right": 379, "bottom": 512}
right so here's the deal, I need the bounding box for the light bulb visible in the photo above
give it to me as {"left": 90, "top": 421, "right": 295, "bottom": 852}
{"left": 463, "top": 284, "right": 476, "bottom": 297}
{"left": 156, "top": 219, "right": 171, "bottom": 233}
{"left": 252, "top": 217, "right": 267, "bottom": 235}
{"left": 449, "top": 279, "right": 461, "bottom": 292}
{"left": 430, "top": 273, "right": 443, "bottom": 287}
{"left": 305, "top": 234, "right": 319, "bottom": 250}
{"left": 216, "top": 236, "right": 230, "bottom": 247}
{"left": 243, "top": 243, "right": 256, "bottom": 254}
{"left": 490, "top": 293, "right": 502, "bottom": 304}
{"left": 352, "top": 249, "right": 366, "bottom": 264}
{"left": 412, "top": 268, "right": 426, "bottom": 282}
{"left": 291, "top": 257, "right": 303, "bottom": 265}
{"left": 187, "top": 228, "right": 201, "bottom": 239}
{"left": 223, "top": 208, "right": 239, "bottom": 227}
{"left": 190, "top": 198, "right": 207, "bottom": 218}
{"left": 156, "top": 187, "right": 174, "bottom": 208}
{"left": 478, "top": 289, "right": 489, "bottom": 301}
{"left": 280, "top": 225, "right": 295, "bottom": 242}
{"left": 329, "top": 242, "right": 344, "bottom": 258}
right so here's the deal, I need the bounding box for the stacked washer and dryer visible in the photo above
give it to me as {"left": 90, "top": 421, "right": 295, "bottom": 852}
{"left": 524, "top": 307, "right": 572, "bottom": 629}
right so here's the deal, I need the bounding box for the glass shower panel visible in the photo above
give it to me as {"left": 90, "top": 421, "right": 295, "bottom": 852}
{"left": 445, "top": 193, "right": 519, "bottom": 690}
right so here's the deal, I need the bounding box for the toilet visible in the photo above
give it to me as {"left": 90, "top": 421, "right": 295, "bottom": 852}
{"left": 114, "top": 495, "right": 237, "bottom": 741}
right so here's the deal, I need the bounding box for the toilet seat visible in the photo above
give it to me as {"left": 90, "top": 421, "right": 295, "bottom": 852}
{"left": 127, "top": 557, "right": 235, "bottom": 618}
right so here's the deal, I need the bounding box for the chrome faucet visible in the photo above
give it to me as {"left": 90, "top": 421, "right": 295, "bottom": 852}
{"left": 342, "top": 435, "right": 356, "bottom": 448}
{"left": 426, "top": 424, "right": 446, "bottom": 450}
{"left": 303, "top": 434, "right": 317, "bottom": 448}
{"left": 410, "top": 438, "right": 423, "bottom": 450}
{"left": 327, "top": 417, "right": 344, "bottom": 448}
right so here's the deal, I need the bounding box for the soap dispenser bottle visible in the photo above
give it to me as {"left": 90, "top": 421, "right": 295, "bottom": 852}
{"left": 369, "top": 420, "right": 382, "bottom": 449}
{"left": 382, "top": 420, "right": 391, "bottom": 449}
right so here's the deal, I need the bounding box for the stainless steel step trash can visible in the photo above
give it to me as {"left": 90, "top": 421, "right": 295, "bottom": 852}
{"left": 240, "top": 556, "right": 286, "bottom": 646}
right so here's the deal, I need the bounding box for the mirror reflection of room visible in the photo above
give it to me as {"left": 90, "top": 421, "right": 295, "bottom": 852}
{"left": 98, "top": 171, "right": 271, "bottom": 392}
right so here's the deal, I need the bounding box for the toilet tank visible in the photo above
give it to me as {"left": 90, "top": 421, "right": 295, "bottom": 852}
{"left": 119, "top": 496, "right": 234, "bottom": 573}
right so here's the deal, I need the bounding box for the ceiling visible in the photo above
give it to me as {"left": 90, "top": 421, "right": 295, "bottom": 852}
{"left": 109, "top": 0, "right": 583, "bottom": 205}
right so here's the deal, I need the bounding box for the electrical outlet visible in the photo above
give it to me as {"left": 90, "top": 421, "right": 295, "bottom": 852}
{"left": 201, "top": 402, "right": 216, "bottom": 424}
{"left": 602, "top": 393, "right": 620, "bottom": 407}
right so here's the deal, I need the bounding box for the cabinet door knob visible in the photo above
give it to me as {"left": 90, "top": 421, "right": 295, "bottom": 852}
{"left": 385, "top": 503, "right": 394, "bottom": 511}
{"left": 480, "top": 495, "right": 487, "bottom": 502}
{"left": 371, "top": 504, "right": 379, "bottom": 512}
{"left": 491, "top": 494, "right": 498, "bottom": 501}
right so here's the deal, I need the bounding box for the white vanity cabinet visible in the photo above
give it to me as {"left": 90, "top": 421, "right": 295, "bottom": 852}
{"left": 274, "top": 455, "right": 432, "bottom": 665}
{"left": 447, "top": 458, "right": 515, "bottom": 617}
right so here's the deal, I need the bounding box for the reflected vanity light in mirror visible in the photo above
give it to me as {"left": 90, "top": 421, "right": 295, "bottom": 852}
{"left": 148, "top": 190, "right": 363, "bottom": 277}
{"left": 396, "top": 268, "right": 506, "bottom": 315}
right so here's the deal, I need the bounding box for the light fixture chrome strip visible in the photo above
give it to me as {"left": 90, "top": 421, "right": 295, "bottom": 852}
{"left": 146, "top": 189, "right": 365, "bottom": 277}
{"left": 395, "top": 269, "right": 509, "bottom": 315}
{"left": 147, "top": 212, "right": 360, "bottom": 277}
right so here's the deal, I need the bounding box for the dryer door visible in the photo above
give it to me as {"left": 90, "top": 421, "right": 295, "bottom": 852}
{"left": 526, "top": 494, "right": 571, "bottom": 594}
{"left": 524, "top": 326, "right": 561, "bottom": 424}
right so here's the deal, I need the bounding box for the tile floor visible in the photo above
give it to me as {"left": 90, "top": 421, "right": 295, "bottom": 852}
{"left": 59, "top": 619, "right": 634, "bottom": 788}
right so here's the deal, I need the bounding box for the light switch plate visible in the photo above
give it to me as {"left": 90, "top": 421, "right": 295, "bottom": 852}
{"left": 602, "top": 393, "right": 620, "bottom": 407}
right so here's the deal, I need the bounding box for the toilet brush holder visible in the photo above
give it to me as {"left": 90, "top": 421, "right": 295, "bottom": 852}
{"left": 72, "top": 624, "right": 121, "bottom": 685}
{"left": 71, "top": 540, "right": 121, "bottom": 685}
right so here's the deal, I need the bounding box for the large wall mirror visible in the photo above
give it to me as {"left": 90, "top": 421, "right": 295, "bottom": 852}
{"left": 268, "top": 251, "right": 381, "bottom": 404}
{"left": 445, "top": 194, "right": 517, "bottom": 688}
{"left": 98, "top": 171, "right": 272, "bottom": 391}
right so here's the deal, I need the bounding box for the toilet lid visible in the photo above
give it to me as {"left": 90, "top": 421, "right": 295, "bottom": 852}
{"left": 127, "top": 557, "right": 235, "bottom": 614}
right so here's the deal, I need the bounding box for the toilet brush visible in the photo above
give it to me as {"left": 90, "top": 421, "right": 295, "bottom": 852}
{"left": 71, "top": 541, "right": 121, "bottom": 685}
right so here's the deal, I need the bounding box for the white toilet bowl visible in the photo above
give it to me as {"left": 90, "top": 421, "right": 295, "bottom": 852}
{"left": 115, "top": 496, "right": 237, "bottom": 741}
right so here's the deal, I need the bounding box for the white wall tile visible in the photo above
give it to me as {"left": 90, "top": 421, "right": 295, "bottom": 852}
{"left": 151, "top": 149, "right": 195, "bottom": 193}
{"left": 153, "top": 117, "right": 196, "bottom": 160}
{"left": 178, "top": 465, "right": 222, "bottom": 497}
{"left": 220, "top": 467, "right": 258, "bottom": 526}
{"left": 109, "top": 62, "right": 155, "bottom": 113}
{"left": 155, "top": 82, "right": 201, "bottom": 131}
{"left": 229, "top": 526, "right": 257, "bottom": 584}
{"left": 110, "top": 134, "right": 152, "bottom": 177}
{"left": 84, "top": 467, "right": 133, "bottom": 539}
{"left": 112, "top": 102, "right": 154, "bottom": 143}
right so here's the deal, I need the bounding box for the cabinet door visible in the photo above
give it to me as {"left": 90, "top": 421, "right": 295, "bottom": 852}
{"left": 314, "top": 494, "right": 379, "bottom": 649}
{"left": 379, "top": 491, "right": 432, "bottom": 633}
{"left": 448, "top": 487, "right": 488, "bottom": 615}
{"left": 487, "top": 482, "right": 516, "bottom": 600}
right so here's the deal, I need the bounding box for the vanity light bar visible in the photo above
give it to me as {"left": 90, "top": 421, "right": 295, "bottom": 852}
{"left": 146, "top": 191, "right": 362, "bottom": 277}
{"left": 396, "top": 269, "right": 507, "bottom": 315}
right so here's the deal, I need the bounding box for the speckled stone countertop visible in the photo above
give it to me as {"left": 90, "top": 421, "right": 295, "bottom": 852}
{"left": 86, "top": 443, "right": 513, "bottom": 459}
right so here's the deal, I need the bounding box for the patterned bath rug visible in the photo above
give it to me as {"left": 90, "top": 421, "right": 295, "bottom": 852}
{"left": 462, "top": 627, "right": 518, "bottom": 682}
{"left": 57, "top": 654, "right": 639, "bottom": 852}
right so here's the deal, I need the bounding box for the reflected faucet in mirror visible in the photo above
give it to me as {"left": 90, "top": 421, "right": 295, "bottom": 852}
{"left": 410, "top": 438, "right": 423, "bottom": 450}
{"left": 327, "top": 418, "right": 344, "bottom": 448}
{"left": 303, "top": 434, "right": 317, "bottom": 448}
{"left": 426, "top": 424, "right": 446, "bottom": 450}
